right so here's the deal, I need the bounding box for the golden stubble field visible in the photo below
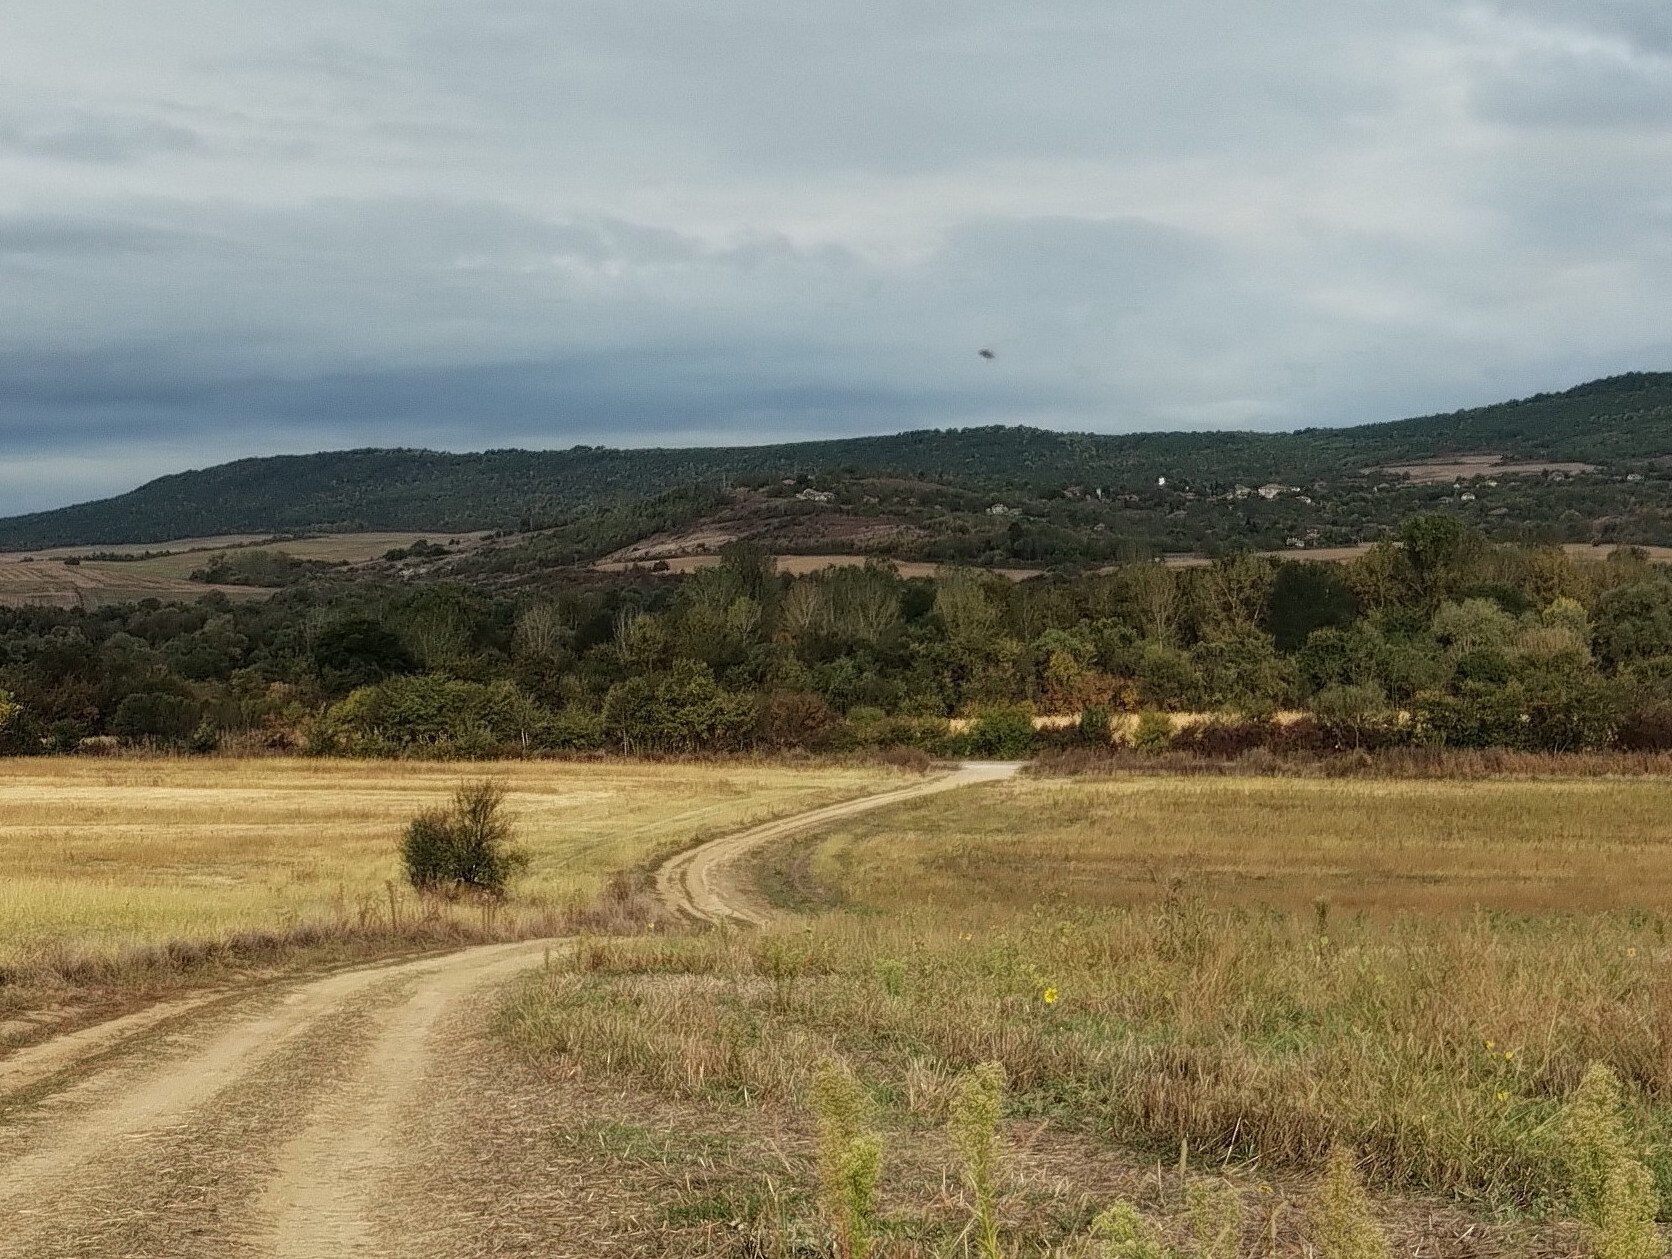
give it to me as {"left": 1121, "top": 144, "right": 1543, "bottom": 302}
{"left": 0, "top": 757, "right": 903, "bottom": 965}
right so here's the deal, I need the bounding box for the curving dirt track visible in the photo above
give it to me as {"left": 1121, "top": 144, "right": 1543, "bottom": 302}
{"left": 655, "top": 760, "right": 1020, "bottom": 926}
{"left": 0, "top": 762, "right": 1017, "bottom": 1258}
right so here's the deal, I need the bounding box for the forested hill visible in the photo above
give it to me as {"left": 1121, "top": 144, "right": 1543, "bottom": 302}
{"left": 4, "top": 371, "right": 1672, "bottom": 549}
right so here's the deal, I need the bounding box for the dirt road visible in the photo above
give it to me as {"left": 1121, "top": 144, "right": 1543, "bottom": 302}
{"left": 0, "top": 762, "right": 1017, "bottom": 1257}
{"left": 655, "top": 760, "right": 1021, "bottom": 926}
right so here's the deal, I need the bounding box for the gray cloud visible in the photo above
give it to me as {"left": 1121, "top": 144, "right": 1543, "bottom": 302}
{"left": 0, "top": 115, "right": 200, "bottom": 164}
{"left": 0, "top": 0, "right": 1668, "bottom": 513}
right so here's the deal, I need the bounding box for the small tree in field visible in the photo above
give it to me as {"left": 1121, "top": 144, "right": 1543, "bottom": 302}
{"left": 401, "top": 780, "right": 528, "bottom": 896}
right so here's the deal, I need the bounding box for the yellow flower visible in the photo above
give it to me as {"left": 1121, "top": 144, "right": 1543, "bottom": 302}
{"left": 1042, "top": 987, "right": 1060, "bottom": 1005}
{"left": 1503, "top": 1050, "right": 1514, "bottom": 1061}
{"left": 1496, "top": 1090, "right": 1509, "bottom": 1101}
{"left": 1484, "top": 1039, "right": 1496, "bottom": 1050}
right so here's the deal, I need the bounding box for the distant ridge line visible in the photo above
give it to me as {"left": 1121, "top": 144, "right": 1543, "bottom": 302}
{"left": 2, "top": 371, "right": 1670, "bottom": 549}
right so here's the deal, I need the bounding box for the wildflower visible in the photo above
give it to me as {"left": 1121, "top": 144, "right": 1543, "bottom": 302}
{"left": 1496, "top": 1091, "right": 1509, "bottom": 1101}
{"left": 1042, "top": 987, "right": 1059, "bottom": 1005}
{"left": 1504, "top": 1050, "right": 1514, "bottom": 1061}
{"left": 1484, "top": 1039, "right": 1496, "bottom": 1050}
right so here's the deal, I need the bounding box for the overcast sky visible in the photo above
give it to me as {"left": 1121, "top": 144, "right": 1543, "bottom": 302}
{"left": 2, "top": 1, "right": 1671, "bottom": 512}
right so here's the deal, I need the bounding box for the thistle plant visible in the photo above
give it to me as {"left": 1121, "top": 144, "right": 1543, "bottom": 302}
{"left": 1309, "top": 1146, "right": 1391, "bottom": 1259}
{"left": 1562, "top": 1063, "right": 1666, "bottom": 1259}
{"left": 949, "top": 1060, "right": 1007, "bottom": 1259}
{"left": 810, "top": 1059, "right": 883, "bottom": 1259}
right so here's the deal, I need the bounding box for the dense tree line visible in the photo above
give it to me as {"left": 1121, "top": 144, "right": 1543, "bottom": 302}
{"left": 8, "top": 514, "right": 1672, "bottom": 757}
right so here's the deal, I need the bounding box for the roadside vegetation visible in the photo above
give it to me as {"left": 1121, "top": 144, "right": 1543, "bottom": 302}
{"left": 497, "top": 769, "right": 1672, "bottom": 1255}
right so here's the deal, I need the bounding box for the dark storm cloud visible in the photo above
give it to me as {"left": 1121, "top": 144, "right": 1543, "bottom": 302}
{"left": 0, "top": 0, "right": 1669, "bottom": 511}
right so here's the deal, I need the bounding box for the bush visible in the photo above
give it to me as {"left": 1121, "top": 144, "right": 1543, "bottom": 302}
{"left": 1410, "top": 682, "right": 1529, "bottom": 749}
{"left": 400, "top": 779, "right": 529, "bottom": 896}
{"left": 1414, "top": 671, "right": 1622, "bottom": 753}
{"left": 321, "top": 674, "right": 552, "bottom": 757}
{"left": 601, "top": 660, "right": 757, "bottom": 753}
{"left": 759, "top": 691, "right": 838, "bottom": 749}
{"left": 964, "top": 705, "right": 1036, "bottom": 758}
{"left": 1615, "top": 703, "right": 1672, "bottom": 752}
{"left": 1311, "top": 684, "right": 1396, "bottom": 750}
{"left": 1169, "top": 717, "right": 1275, "bottom": 758}
{"left": 0, "top": 688, "right": 38, "bottom": 755}
{"left": 1078, "top": 705, "right": 1112, "bottom": 745}
{"left": 1130, "top": 710, "right": 1173, "bottom": 753}
{"left": 543, "top": 706, "right": 607, "bottom": 751}
{"left": 827, "top": 712, "right": 948, "bottom": 753}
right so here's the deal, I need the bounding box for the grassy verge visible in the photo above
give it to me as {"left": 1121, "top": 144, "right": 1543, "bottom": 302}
{"left": 504, "top": 907, "right": 1672, "bottom": 1211}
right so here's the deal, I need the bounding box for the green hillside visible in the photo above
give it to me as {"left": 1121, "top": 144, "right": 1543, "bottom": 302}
{"left": 3, "top": 372, "right": 1671, "bottom": 550}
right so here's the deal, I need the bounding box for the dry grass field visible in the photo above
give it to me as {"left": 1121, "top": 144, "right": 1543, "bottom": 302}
{"left": 0, "top": 559, "right": 265, "bottom": 608}
{"left": 498, "top": 769, "right": 1672, "bottom": 1254}
{"left": 0, "top": 757, "right": 901, "bottom": 971}
{"left": 0, "top": 531, "right": 490, "bottom": 606}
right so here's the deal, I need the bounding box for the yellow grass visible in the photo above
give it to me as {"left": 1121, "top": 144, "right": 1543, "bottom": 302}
{"left": 0, "top": 757, "right": 902, "bottom": 965}
{"left": 798, "top": 775, "right": 1672, "bottom": 916}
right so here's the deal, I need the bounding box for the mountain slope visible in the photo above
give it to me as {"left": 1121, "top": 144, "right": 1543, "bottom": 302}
{"left": 3, "top": 372, "right": 1671, "bottom": 549}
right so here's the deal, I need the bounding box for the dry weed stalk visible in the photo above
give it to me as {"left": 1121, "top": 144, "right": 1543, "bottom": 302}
{"left": 1186, "top": 1178, "right": 1243, "bottom": 1259}
{"left": 1309, "top": 1146, "right": 1391, "bottom": 1259}
{"left": 1088, "top": 1200, "right": 1175, "bottom": 1259}
{"left": 949, "top": 1061, "right": 1007, "bottom": 1259}
{"left": 1562, "top": 1064, "right": 1666, "bottom": 1259}
{"left": 810, "top": 1059, "right": 884, "bottom": 1259}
